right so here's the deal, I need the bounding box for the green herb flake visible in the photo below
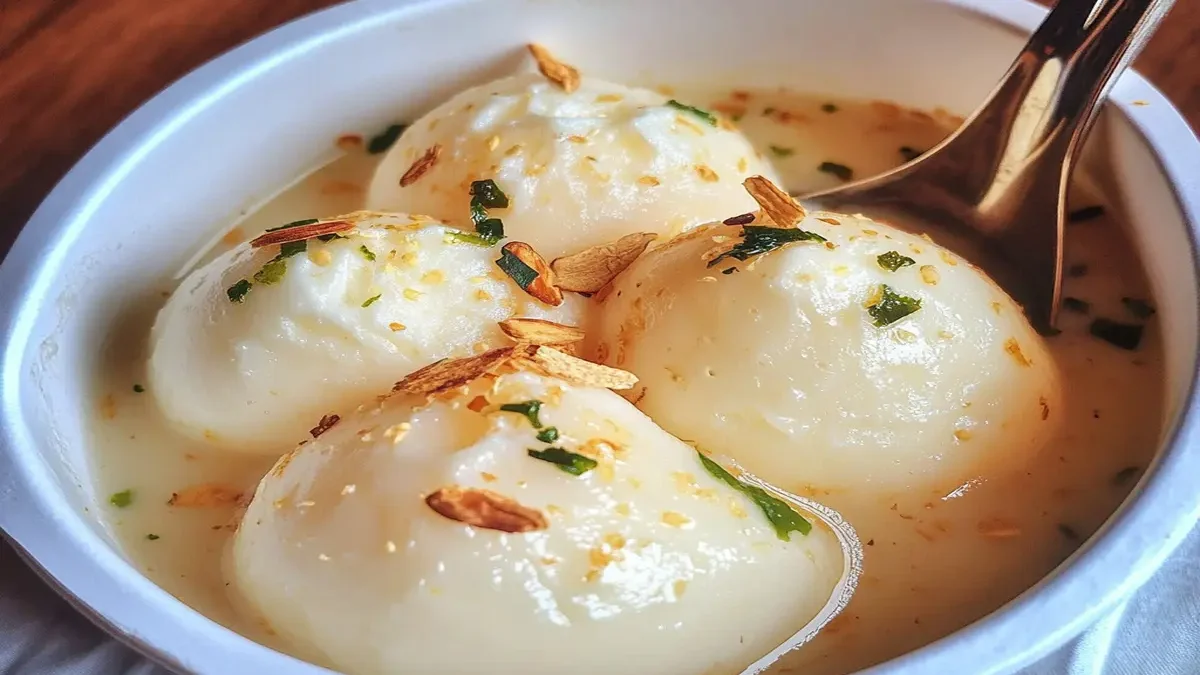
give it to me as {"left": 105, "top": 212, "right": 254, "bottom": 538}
{"left": 499, "top": 400, "right": 543, "bottom": 428}
{"left": 721, "top": 267, "right": 738, "bottom": 275}
{"left": 279, "top": 240, "right": 307, "bottom": 258}
{"left": 469, "top": 179, "right": 510, "bottom": 209}
{"left": 820, "top": 103, "right": 838, "bottom": 113}
{"left": 1068, "top": 205, "right": 1105, "bottom": 223}
{"left": 899, "top": 146, "right": 925, "bottom": 162}
{"left": 1089, "top": 318, "right": 1143, "bottom": 350}
{"left": 769, "top": 145, "right": 795, "bottom": 158}
{"left": 536, "top": 427, "right": 560, "bottom": 443}
{"left": 1121, "top": 297, "right": 1156, "bottom": 319}
{"left": 253, "top": 258, "right": 288, "bottom": 286}
{"left": 496, "top": 248, "right": 539, "bottom": 289}
{"left": 470, "top": 200, "right": 489, "bottom": 226}
{"left": 359, "top": 245, "right": 377, "bottom": 262}
{"left": 818, "top": 161, "right": 854, "bottom": 181}
{"left": 867, "top": 285, "right": 922, "bottom": 327}
{"left": 226, "top": 279, "right": 252, "bottom": 303}
{"left": 762, "top": 107, "right": 776, "bottom": 116}
{"left": 476, "top": 218, "right": 504, "bottom": 241}
{"left": 146, "top": 533, "right": 160, "bottom": 541}
{"left": 1112, "top": 465, "right": 1141, "bottom": 486}
{"left": 361, "top": 293, "right": 382, "bottom": 308}
{"left": 1062, "top": 297, "right": 1090, "bottom": 314}
{"left": 317, "top": 233, "right": 345, "bottom": 242}
{"left": 367, "top": 123, "right": 407, "bottom": 154}
{"left": 132, "top": 384, "right": 145, "bottom": 393}
{"left": 877, "top": 251, "right": 916, "bottom": 272}
{"left": 528, "top": 447, "right": 597, "bottom": 476}
{"left": 707, "top": 225, "right": 826, "bottom": 268}
{"left": 697, "top": 452, "right": 811, "bottom": 540}
{"left": 666, "top": 99, "right": 718, "bottom": 126}
{"left": 109, "top": 490, "right": 134, "bottom": 508}
{"left": 264, "top": 218, "right": 318, "bottom": 233}
{"left": 446, "top": 231, "right": 499, "bottom": 247}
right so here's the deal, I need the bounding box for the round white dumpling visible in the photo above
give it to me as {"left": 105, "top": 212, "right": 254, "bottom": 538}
{"left": 230, "top": 368, "right": 849, "bottom": 675}
{"left": 366, "top": 73, "right": 779, "bottom": 259}
{"left": 149, "top": 212, "right": 583, "bottom": 455}
{"left": 592, "top": 211, "right": 1063, "bottom": 494}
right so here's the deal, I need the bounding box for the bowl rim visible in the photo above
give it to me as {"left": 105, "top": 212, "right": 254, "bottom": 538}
{"left": 1, "top": 0, "right": 1199, "bottom": 673}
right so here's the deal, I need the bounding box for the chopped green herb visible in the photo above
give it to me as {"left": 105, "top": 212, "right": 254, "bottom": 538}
{"left": 536, "top": 427, "right": 560, "bottom": 443}
{"left": 264, "top": 218, "right": 318, "bottom": 233}
{"left": 528, "top": 447, "right": 597, "bottom": 476}
{"left": 1057, "top": 524, "right": 1079, "bottom": 540}
{"left": 1067, "top": 263, "right": 1089, "bottom": 278}
{"left": 867, "top": 285, "right": 922, "bottom": 327}
{"left": 361, "top": 293, "right": 382, "bottom": 308}
{"left": 899, "top": 146, "right": 925, "bottom": 162}
{"left": 226, "top": 279, "right": 252, "bottom": 303}
{"left": 476, "top": 218, "right": 504, "bottom": 242}
{"left": 359, "top": 245, "right": 377, "bottom": 262}
{"left": 818, "top": 161, "right": 854, "bottom": 181}
{"left": 769, "top": 145, "right": 795, "bottom": 158}
{"left": 877, "top": 251, "right": 916, "bottom": 272}
{"left": 1062, "top": 297, "right": 1090, "bottom": 314}
{"left": 279, "top": 240, "right": 307, "bottom": 258}
{"left": 496, "top": 248, "right": 539, "bottom": 289}
{"left": 146, "top": 533, "right": 160, "bottom": 541}
{"left": 132, "top": 384, "right": 145, "bottom": 393}
{"left": 721, "top": 267, "right": 738, "bottom": 275}
{"left": 666, "top": 99, "right": 717, "bottom": 126}
{"left": 1112, "top": 465, "right": 1141, "bottom": 486}
{"left": 821, "top": 103, "right": 838, "bottom": 113}
{"left": 697, "top": 452, "right": 811, "bottom": 540}
{"left": 469, "top": 179, "right": 510, "bottom": 209}
{"left": 500, "top": 400, "right": 543, "bottom": 428}
{"left": 707, "top": 225, "right": 826, "bottom": 268}
{"left": 316, "top": 233, "right": 345, "bottom": 242}
{"left": 446, "top": 231, "right": 498, "bottom": 247}
{"left": 470, "top": 200, "right": 489, "bottom": 225}
{"left": 367, "top": 123, "right": 407, "bottom": 154}
{"left": 109, "top": 490, "right": 133, "bottom": 508}
{"left": 1068, "top": 205, "right": 1105, "bottom": 222}
{"left": 1121, "top": 297, "right": 1156, "bottom": 319}
{"left": 1089, "top": 318, "right": 1143, "bottom": 350}
{"left": 762, "top": 107, "right": 776, "bottom": 116}
{"left": 253, "top": 258, "right": 287, "bottom": 285}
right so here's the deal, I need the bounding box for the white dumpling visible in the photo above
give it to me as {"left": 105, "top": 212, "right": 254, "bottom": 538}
{"left": 592, "top": 210, "right": 1063, "bottom": 494}
{"left": 148, "top": 212, "right": 583, "bottom": 454}
{"left": 366, "top": 73, "right": 779, "bottom": 259}
{"left": 229, "top": 367, "right": 850, "bottom": 675}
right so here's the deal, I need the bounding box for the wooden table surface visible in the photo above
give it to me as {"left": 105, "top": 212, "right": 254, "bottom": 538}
{"left": 1, "top": 0, "right": 1198, "bottom": 252}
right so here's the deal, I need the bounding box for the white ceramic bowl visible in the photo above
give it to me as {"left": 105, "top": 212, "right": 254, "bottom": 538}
{"left": 2, "top": 0, "right": 1199, "bottom": 673}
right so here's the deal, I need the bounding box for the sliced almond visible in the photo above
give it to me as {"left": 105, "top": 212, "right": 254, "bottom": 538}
{"left": 517, "top": 345, "right": 638, "bottom": 390}
{"left": 527, "top": 43, "right": 580, "bottom": 93}
{"left": 309, "top": 413, "right": 340, "bottom": 438}
{"left": 426, "top": 485, "right": 548, "bottom": 532}
{"left": 743, "top": 175, "right": 806, "bottom": 228}
{"left": 392, "top": 346, "right": 533, "bottom": 397}
{"left": 499, "top": 318, "right": 585, "bottom": 345}
{"left": 499, "top": 241, "right": 563, "bottom": 306}
{"left": 167, "top": 483, "right": 245, "bottom": 508}
{"left": 399, "top": 144, "right": 442, "bottom": 187}
{"left": 250, "top": 220, "right": 354, "bottom": 248}
{"left": 550, "top": 232, "right": 656, "bottom": 293}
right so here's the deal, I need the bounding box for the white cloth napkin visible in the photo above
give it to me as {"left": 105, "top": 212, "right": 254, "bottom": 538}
{"left": 3, "top": 527, "right": 1198, "bottom": 674}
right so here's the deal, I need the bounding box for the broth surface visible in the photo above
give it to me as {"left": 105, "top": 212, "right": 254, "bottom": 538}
{"left": 88, "top": 90, "right": 1162, "bottom": 673}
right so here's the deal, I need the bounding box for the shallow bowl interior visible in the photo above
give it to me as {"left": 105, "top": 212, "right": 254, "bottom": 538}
{"left": 1, "top": 0, "right": 1199, "bottom": 674}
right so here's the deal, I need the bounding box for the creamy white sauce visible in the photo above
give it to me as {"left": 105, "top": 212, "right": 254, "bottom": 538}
{"left": 88, "top": 90, "right": 1162, "bottom": 674}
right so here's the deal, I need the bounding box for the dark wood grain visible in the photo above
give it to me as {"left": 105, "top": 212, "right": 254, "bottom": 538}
{"left": 0, "top": 0, "right": 1197, "bottom": 251}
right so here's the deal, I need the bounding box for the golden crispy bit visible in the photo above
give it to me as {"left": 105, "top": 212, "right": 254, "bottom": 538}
{"left": 393, "top": 346, "right": 533, "bottom": 396}
{"left": 167, "top": 483, "right": 245, "bottom": 508}
{"left": 551, "top": 232, "right": 656, "bottom": 293}
{"left": 742, "top": 175, "right": 806, "bottom": 228}
{"left": 518, "top": 345, "right": 638, "bottom": 390}
{"left": 425, "top": 485, "right": 548, "bottom": 533}
{"left": 250, "top": 220, "right": 354, "bottom": 248}
{"left": 399, "top": 144, "right": 442, "bottom": 187}
{"left": 501, "top": 241, "right": 563, "bottom": 306}
{"left": 309, "top": 413, "right": 340, "bottom": 438}
{"left": 499, "top": 318, "right": 586, "bottom": 345}
{"left": 1004, "top": 338, "right": 1031, "bottom": 367}
{"left": 527, "top": 43, "right": 580, "bottom": 93}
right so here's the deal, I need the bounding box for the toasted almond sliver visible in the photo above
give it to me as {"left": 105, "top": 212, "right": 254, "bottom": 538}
{"left": 309, "top": 413, "right": 340, "bottom": 438}
{"left": 399, "top": 144, "right": 442, "bottom": 187}
{"left": 393, "top": 346, "right": 530, "bottom": 396}
{"left": 742, "top": 175, "right": 807, "bottom": 228}
{"left": 167, "top": 483, "right": 245, "bottom": 508}
{"left": 551, "top": 232, "right": 657, "bottom": 293}
{"left": 250, "top": 220, "right": 354, "bottom": 248}
{"left": 426, "top": 485, "right": 548, "bottom": 532}
{"left": 500, "top": 242, "right": 563, "bottom": 306}
{"left": 527, "top": 43, "right": 580, "bottom": 93}
{"left": 517, "top": 345, "right": 638, "bottom": 390}
{"left": 499, "top": 318, "right": 586, "bottom": 345}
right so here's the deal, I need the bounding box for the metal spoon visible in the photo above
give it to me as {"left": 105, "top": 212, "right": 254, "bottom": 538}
{"left": 801, "top": 0, "right": 1173, "bottom": 333}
